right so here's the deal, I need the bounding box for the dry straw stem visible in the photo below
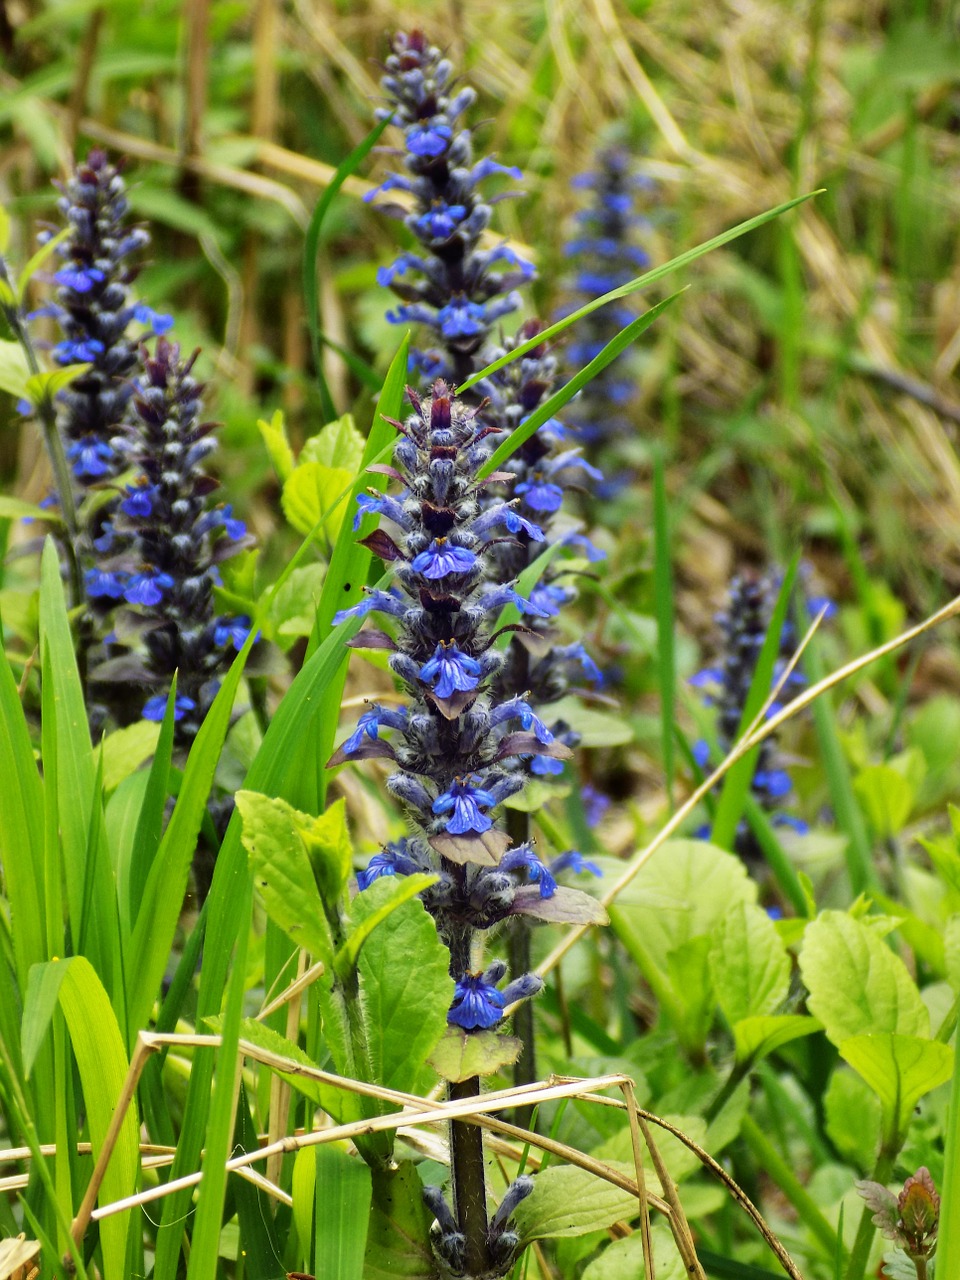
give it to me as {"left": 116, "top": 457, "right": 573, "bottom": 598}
{"left": 48, "top": 1029, "right": 806, "bottom": 1276}
{"left": 536, "top": 587, "right": 960, "bottom": 981}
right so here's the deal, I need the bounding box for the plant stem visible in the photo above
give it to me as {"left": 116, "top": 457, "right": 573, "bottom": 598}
{"left": 740, "top": 1112, "right": 838, "bottom": 1259}
{"left": 447, "top": 923, "right": 491, "bottom": 1276}
{"left": 844, "top": 1145, "right": 897, "bottom": 1280}
{"left": 933, "top": 1015, "right": 960, "bottom": 1274}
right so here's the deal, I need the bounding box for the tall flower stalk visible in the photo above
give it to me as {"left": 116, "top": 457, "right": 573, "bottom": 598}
{"left": 691, "top": 571, "right": 814, "bottom": 863}
{"left": 561, "top": 147, "right": 651, "bottom": 476}
{"left": 333, "top": 382, "right": 606, "bottom": 1276}
{"left": 89, "top": 337, "right": 252, "bottom": 740}
{"left": 371, "top": 31, "right": 607, "bottom": 1116}
{"left": 370, "top": 30, "right": 533, "bottom": 388}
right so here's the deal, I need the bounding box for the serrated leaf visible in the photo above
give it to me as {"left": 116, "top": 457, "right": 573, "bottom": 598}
{"left": 257, "top": 408, "right": 294, "bottom": 482}
{"left": 428, "top": 1026, "right": 522, "bottom": 1082}
{"left": 733, "top": 1013, "right": 822, "bottom": 1064}
{"left": 301, "top": 413, "right": 365, "bottom": 472}
{"left": 303, "top": 795, "right": 353, "bottom": 906}
{"left": 510, "top": 1165, "right": 639, "bottom": 1243}
{"left": 336, "top": 872, "right": 439, "bottom": 978}
{"left": 236, "top": 790, "right": 335, "bottom": 966}
{"left": 711, "top": 900, "right": 790, "bottom": 1026}
{"left": 282, "top": 460, "right": 355, "bottom": 542}
{"left": 352, "top": 880, "right": 453, "bottom": 1095}
{"left": 799, "top": 910, "right": 929, "bottom": 1045}
{"left": 839, "top": 1033, "right": 953, "bottom": 1145}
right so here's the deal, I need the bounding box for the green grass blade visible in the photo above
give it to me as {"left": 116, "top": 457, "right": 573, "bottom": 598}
{"left": 314, "top": 1146, "right": 372, "bottom": 1280}
{"left": 478, "top": 292, "right": 684, "bottom": 479}
{"left": 459, "top": 190, "right": 823, "bottom": 394}
{"left": 652, "top": 445, "right": 676, "bottom": 810}
{"left": 123, "top": 682, "right": 176, "bottom": 936}
{"left": 316, "top": 329, "right": 382, "bottom": 393}
{"left": 304, "top": 115, "right": 393, "bottom": 420}
{"left": 304, "top": 332, "right": 410, "bottom": 810}
{"left": 0, "top": 617, "right": 45, "bottom": 988}
{"left": 803, "top": 635, "right": 876, "bottom": 895}
{"left": 741, "top": 793, "right": 808, "bottom": 916}
{"left": 711, "top": 559, "right": 799, "bottom": 849}
{"left": 152, "top": 609, "right": 370, "bottom": 1279}
{"left": 125, "top": 633, "right": 255, "bottom": 1043}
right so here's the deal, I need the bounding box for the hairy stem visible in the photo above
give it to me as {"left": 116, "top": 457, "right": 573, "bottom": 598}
{"left": 447, "top": 922, "right": 490, "bottom": 1275}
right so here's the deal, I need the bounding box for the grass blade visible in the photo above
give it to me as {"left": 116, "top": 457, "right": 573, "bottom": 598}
{"left": 459, "top": 190, "right": 823, "bottom": 394}
{"left": 478, "top": 292, "right": 684, "bottom": 479}
{"left": 652, "top": 444, "right": 676, "bottom": 810}
{"left": 304, "top": 115, "right": 393, "bottom": 420}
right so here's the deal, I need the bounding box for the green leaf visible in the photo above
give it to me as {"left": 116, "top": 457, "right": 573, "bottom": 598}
{"left": 302, "top": 794, "right": 354, "bottom": 905}
{"left": 800, "top": 910, "right": 930, "bottom": 1046}
{"left": 364, "top": 1162, "right": 438, "bottom": 1280}
{"left": 609, "top": 840, "right": 755, "bottom": 1025}
{"left": 733, "top": 1013, "right": 822, "bottom": 1064}
{"left": 302, "top": 412, "right": 366, "bottom": 473}
{"left": 0, "top": 339, "right": 30, "bottom": 400}
{"left": 351, "top": 880, "right": 453, "bottom": 1094}
{"left": 510, "top": 1165, "right": 639, "bottom": 1243}
{"left": 335, "top": 871, "right": 438, "bottom": 977}
{"left": 539, "top": 695, "right": 634, "bottom": 748}
{"left": 257, "top": 408, "right": 295, "bottom": 482}
{"left": 97, "top": 721, "right": 161, "bottom": 793}
{"left": 24, "top": 363, "right": 91, "bottom": 404}
{"left": 825, "top": 1069, "right": 883, "bottom": 1172}
{"left": 460, "top": 189, "right": 822, "bottom": 394}
{"left": 24, "top": 957, "right": 138, "bottom": 1279}
{"left": 0, "top": 204, "right": 9, "bottom": 253}
{"left": 839, "top": 1033, "right": 953, "bottom": 1144}
{"left": 16, "top": 226, "right": 69, "bottom": 301}
{"left": 0, "top": 495, "right": 60, "bottom": 524}
{"left": 314, "top": 1146, "right": 372, "bottom": 1280}
{"left": 427, "top": 1025, "right": 522, "bottom": 1082}
{"left": 292, "top": 1147, "right": 316, "bottom": 1259}
{"left": 304, "top": 115, "right": 394, "bottom": 421}
{"left": 581, "top": 1223, "right": 687, "bottom": 1280}
{"left": 282, "top": 460, "right": 355, "bottom": 542}
{"left": 0, "top": 622, "right": 45, "bottom": 988}
{"left": 126, "top": 632, "right": 255, "bottom": 1041}
{"left": 477, "top": 292, "right": 684, "bottom": 479}
{"left": 853, "top": 763, "right": 916, "bottom": 839}
{"left": 270, "top": 562, "right": 328, "bottom": 645}
{"left": 235, "top": 790, "right": 334, "bottom": 966}
{"left": 711, "top": 900, "right": 791, "bottom": 1026}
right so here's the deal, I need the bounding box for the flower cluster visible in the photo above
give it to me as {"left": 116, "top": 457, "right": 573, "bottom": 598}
{"left": 334, "top": 382, "right": 603, "bottom": 944}
{"left": 691, "top": 572, "right": 810, "bottom": 855}
{"left": 334, "top": 381, "right": 604, "bottom": 1273}
{"left": 481, "top": 321, "right": 606, "bottom": 774}
{"left": 370, "top": 30, "right": 533, "bottom": 385}
{"left": 38, "top": 149, "right": 171, "bottom": 488}
{"left": 87, "top": 338, "right": 251, "bottom": 739}
{"left": 561, "top": 147, "right": 651, "bottom": 454}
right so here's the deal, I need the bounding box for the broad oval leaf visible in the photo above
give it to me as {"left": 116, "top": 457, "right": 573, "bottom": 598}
{"left": 711, "top": 899, "right": 790, "bottom": 1026}
{"left": 839, "top": 1032, "right": 953, "bottom": 1144}
{"left": 510, "top": 1165, "right": 639, "bottom": 1244}
{"left": 428, "top": 1026, "right": 522, "bottom": 1082}
{"left": 799, "top": 910, "right": 929, "bottom": 1045}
